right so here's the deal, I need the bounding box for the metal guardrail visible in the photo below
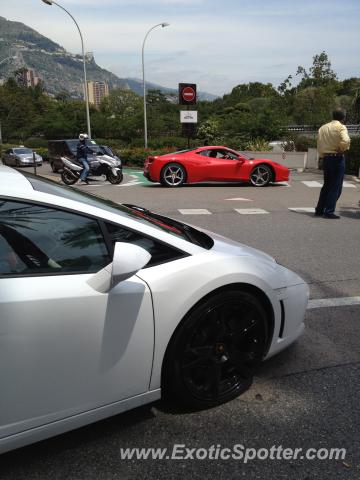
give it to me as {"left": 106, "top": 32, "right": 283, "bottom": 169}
{"left": 285, "top": 124, "right": 360, "bottom": 134}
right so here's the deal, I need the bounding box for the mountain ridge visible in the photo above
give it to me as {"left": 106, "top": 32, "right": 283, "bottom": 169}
{"left": 0, "top": 16, "right": 217, "bottom": 101}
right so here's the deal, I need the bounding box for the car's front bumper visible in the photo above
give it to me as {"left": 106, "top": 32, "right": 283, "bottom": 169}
{"left": 266, "top": 281, "right": 309, "bottom": 359}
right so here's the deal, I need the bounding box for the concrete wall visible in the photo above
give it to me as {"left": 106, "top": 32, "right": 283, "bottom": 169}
{"left": 306, "top": 148, "right": 319, "bottom": 169}
{"left": 241, "top": 151, "right": 307, "bottom": 170}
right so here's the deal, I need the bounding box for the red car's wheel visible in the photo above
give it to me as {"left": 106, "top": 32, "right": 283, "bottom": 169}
{"left": 160, "top": 163, "right": 186, "bottom": 187}
{"left": 250, "top": 164, "right": 273, "bottom": 187}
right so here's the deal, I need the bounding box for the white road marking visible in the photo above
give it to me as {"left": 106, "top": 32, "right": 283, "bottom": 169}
{"left": 235, "top": 208, "right": 269, "bottom": 215}
{"left": 178, "top": 209, "right": 212, "bottom": 215}
{"left": 120, "top": 181, "right": 143, "bottom": 187}
{"left": 302, "top": 181, "right": 323, "bottom": 187}
{"left": 302, "top": 180, "right": 356, "bottom": 188}
{"left": 288, "top": 207, "right": 315, "bottom": 213}
{"left": 225, "top": 197, "right": 253, "bottom": 201}
{"left": 307, "top": 296, "right": 360, "bottom": 309}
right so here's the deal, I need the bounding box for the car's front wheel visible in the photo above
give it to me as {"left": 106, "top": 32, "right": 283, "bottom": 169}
{"left": 162, "top": 289, "right": 269, "bottom": 409}
{"left": 160, "top": 163, "right": 186, "bottom": 187}
{"left": 250, "top": 164, "right": 273, "bottom": 187}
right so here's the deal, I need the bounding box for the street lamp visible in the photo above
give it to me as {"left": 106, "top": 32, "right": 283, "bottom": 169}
{"left": 142, "top": 22, "right": 169, "bottom": 149}
{"left": 41, "top": 0, "right": 91, "bottom": 138}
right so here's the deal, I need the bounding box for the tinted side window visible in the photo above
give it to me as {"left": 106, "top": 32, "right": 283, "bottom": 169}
{"left": 105, "top": 222, "right": 186, "bottom": 267}
{"left": 0, "top": 200, "right": 110, "bottom": 276}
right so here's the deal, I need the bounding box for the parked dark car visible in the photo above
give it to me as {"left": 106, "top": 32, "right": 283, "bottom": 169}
{"left": 48, "top": 139, "right": 82, "bottom": 173}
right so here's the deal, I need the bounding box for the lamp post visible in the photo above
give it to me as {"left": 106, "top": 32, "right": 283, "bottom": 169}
{"left": 142, "top": 22, "right": 169, "bottom": 149}
{"left": 41, "top": 0, "right": 91, "bottom": 138}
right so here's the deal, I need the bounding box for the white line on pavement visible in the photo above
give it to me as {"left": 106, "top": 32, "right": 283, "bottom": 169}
{"left": 343, "top": 182, "right": 357, "bottom": 188}
{"left": 307, "top": 296, "right": 360, "bottom": 309}
{"left": 120, "top": 181, "right": 143, "bottom": 187}
{"left": 288, "top": 207, "right": 315, "bottom": 213}
{"left": 225, "top": 197, "right": 253, "bottom": 201}
{"left": 235, "top": 208, "right": 269, "bottom": 214}
{"left": 302, "top": 181, "right": 323, "bottom": 187}
{"left": 178, "top": 209, "right": 212, "bottom": 215}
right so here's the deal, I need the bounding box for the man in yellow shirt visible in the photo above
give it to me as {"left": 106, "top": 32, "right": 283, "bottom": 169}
{"left": 315, "top": 108, "right": 350, "bottom": 219}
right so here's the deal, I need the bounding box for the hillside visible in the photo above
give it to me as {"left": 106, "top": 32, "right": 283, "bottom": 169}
{"left": 0, "top": 16, "right": 217, "bottom": 100}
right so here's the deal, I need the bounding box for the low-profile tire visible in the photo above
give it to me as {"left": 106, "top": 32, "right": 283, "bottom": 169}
{"left": 250, "top": 164, "right": 273, "bottom": 187}
{"left": 106, "top": 170, "right": 123, "bottom": 185}
{"left": 61, "top": 169, "right": 78, "bottom": 185}
{"left": 162, "top": 289, "right": 269, "bottom": 410}
{"left": 160, "top": 163, "right": 186, "bottom": 187}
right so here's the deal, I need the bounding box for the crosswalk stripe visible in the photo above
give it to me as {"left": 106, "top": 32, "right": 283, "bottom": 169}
{"left": 307, "top": 296, "right": 360, "bottom": 309}
{"left": 235, "top": 208, "right": 269, "bottom": 215}
{"left": 302, "top": 180, "right": 357, "bottom": 188}
{"left": 225, "top": 197, "right": 253, "bottom": 201}
{"left": 302, "top": 181, "right": 323, "bottom": 187}
{"left": 178, "top": 209, "right": 212, "bottom": 215}
{"left": 288, "top": 207, "right": 315, "bottom": 213}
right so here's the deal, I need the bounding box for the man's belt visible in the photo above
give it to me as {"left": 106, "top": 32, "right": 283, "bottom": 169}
{"left": 323, "top": 153, "right": 344, "bottom": 157}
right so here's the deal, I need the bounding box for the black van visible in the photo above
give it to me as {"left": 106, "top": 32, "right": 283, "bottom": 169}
{"left": 48, "top": 139, "right": 100, "bottom": 172}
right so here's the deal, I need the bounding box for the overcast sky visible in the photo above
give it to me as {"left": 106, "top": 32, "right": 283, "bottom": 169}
{"left": 1, "top": 0, "right": 359, "bottom": 95}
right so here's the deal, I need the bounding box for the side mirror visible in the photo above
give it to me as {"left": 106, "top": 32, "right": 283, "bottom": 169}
{"left": 87, "top": 242, "right": 151, "bottom": 293}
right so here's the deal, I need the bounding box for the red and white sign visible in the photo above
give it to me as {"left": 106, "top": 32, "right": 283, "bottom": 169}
{"left": 181, "top": 86, "right": 196, "bottom": 103}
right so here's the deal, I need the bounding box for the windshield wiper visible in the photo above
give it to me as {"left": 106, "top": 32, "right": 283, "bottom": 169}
{"left": 122, "top": 204, "right": 199, "bottom": 244}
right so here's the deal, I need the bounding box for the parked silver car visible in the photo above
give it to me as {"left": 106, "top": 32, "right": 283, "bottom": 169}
{"left": 2, "top": 147, "right": 43, "bottom": 167}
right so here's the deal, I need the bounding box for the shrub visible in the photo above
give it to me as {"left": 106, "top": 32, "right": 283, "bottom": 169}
{"left": 245, "top": 138, "right": 270, "bottom": 151}
{"left": 346, "top": 136, "right": 360, "bottom": 175}
{"left": 118, "top": 147, "right": 178, "bottom": 168}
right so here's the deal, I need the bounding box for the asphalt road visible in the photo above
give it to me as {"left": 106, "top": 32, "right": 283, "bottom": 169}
{"left": 1, "top": 165, "right": 359, "bottom": 479}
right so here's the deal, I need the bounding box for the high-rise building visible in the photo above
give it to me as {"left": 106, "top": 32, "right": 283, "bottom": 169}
{"left": 87, "top": 81, "right": 109, "bottom": 107}
{"left": 16, "top": 68, "right": 41, "bottom": 88}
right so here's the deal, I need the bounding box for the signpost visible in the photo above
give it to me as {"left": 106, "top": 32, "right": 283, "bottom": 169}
{"left": 179, "top": 83, "right": 197, "bottom": 105}
{"left": 179, "top": 83, "right": 197, "bottom": 146}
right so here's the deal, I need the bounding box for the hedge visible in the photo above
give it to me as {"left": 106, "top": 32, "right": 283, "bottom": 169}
{"left": 346, "top": 136, "right": 360, "bottom": 175}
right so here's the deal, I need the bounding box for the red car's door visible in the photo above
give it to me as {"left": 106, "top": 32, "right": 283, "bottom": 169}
{"left": 195, "top": 149, "right": 245, "bottom": 181}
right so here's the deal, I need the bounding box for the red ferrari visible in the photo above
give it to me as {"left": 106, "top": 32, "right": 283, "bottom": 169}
{"left": 144, "top": 146, "right": 289, "bottom": 187}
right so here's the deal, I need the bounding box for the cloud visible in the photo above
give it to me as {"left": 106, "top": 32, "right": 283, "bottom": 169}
{"left": 1, "top": 0, "right": 359, "bottom": 95}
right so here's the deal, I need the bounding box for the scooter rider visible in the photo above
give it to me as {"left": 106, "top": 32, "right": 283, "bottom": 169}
{"left": 76, "top": 133, "right": 93, "bottom": 185}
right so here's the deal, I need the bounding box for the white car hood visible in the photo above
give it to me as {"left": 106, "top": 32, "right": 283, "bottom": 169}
{"left": 209, "top": 230, "right": 276, "bottom": 263}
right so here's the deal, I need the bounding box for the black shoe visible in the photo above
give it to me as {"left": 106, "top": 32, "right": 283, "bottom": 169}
{"left": 314, "top": 210, "right": 323, "bottom": 217}
{"left": 323, "top": 213, "right": 340, "bottom": 219}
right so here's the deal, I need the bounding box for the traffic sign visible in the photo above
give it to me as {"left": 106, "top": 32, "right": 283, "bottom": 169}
{"left": 180, "top": 111, "right": 198, "bottom": 123}
{"left": 179, "top": 83, "right": 197, "bottom": 105}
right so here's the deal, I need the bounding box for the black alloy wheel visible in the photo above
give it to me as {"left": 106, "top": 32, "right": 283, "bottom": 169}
{"left": 163, "top": 289, "right": 269, "bottom": 409}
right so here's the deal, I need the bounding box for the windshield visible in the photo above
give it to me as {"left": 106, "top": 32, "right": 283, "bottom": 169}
{"left": 20, "top": 172, "right": 213, "bottom": 248}
{"left": 14, "top": 148, "right": 32, "bottom": 155}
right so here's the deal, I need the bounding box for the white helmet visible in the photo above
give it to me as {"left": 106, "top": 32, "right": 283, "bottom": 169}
{"left": 79, "top": 133, "right": 88, "bottom": 141}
